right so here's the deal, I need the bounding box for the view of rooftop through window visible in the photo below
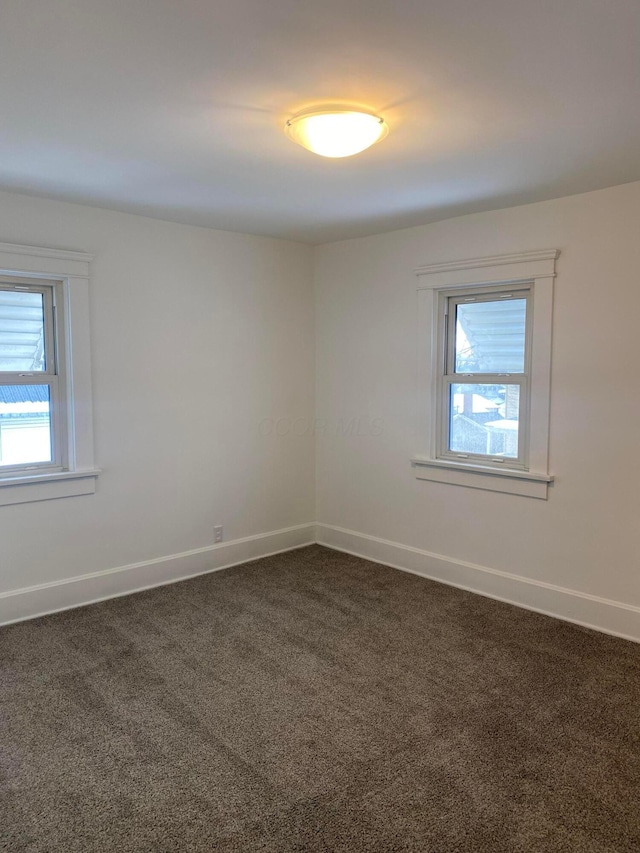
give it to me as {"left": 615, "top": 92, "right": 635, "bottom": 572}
{"left": 0, "top": 289, "right": 52, "bottom": 468}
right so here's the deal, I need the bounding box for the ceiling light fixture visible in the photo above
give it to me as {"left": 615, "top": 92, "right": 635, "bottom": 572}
{"left": 284, "top": 107, "right": 388, "bottom": 158}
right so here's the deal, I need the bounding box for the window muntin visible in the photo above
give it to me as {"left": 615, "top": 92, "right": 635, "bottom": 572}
{"left": 0, "top": 281, "right": 63, "bottom": 476}
{"left": 438, "top": 285, "right": 531, "bottom": 470}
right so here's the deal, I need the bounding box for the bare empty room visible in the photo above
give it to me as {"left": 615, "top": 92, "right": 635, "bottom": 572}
{"left": 1, "top": 1, "right": 639, "bottom": 851}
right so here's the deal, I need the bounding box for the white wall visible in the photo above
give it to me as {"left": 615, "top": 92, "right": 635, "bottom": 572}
{"left": 0, "top": 191, "right": 315, "bottom": 603}
{"left": 315, "top": 181, "right": 640, "bottom": 630}
{"left": 3, "top": 181, "right": 640, "bottom": 637}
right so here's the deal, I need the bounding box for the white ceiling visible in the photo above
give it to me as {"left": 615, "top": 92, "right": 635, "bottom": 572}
{"left": 1, "top": 0, "right": 639, "bottom": 244}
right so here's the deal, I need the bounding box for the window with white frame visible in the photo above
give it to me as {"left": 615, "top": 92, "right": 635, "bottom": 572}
{"left": 438, "top": 284, "right": 531, "bottom": 469}
{"left": 412, "top": 250, "right": 558, "bottom": 499}
{"left": 0, "top": 242, "right": 99, "bottom": 507}
{"left": 0, "top": 279, "right": 65, "bottom": 475}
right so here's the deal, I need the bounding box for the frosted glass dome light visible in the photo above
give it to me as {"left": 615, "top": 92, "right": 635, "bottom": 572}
{"left": 284, "top": 108, "right": 388, "bottom": 158}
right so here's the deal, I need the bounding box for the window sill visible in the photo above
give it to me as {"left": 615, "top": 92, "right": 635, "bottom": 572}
{"left": 411, "top": 457, "right": 552, "bottom": 499}
{"left": 0, "top": 469, "right": 101, "bottom": 507}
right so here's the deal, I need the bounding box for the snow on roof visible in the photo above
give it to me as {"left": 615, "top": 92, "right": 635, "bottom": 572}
{"left": 484, "top": 419, "right": 519, "bottom": 431}
{"left": 452, "top": 393, "right": 499, "bottom": 414}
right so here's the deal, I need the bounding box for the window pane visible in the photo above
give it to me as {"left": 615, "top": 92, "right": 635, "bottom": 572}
{"left": 0, "top": 290, "right": 46, "bottom": 372}
{"left": 0, "top": 385, "right": 52, "bottom": 466}
{"left": 455, "top": 298, "right": 526, "bottom": 373}
{"left": 449, "top": 383, "right": 520, "bottom": 458}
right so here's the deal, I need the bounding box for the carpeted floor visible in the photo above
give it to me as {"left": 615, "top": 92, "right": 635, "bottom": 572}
{"left": 1, "top": 545, "right": 639, "bottom": 852}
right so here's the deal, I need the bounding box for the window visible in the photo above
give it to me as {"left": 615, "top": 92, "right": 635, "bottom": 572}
{"left": 0, "top": 279, "right": 64, "bottom": 475}
{"left": 0, "top": 242, "right": 99, "bottom": 506}
{"left": 439, "top": 285, "right": 530, "bottom": 469}
{"left": 412, "top": 250, "right": 557, "bottom": 499}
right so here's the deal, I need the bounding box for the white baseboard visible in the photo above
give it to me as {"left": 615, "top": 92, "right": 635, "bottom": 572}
{"left": 0, "top": 523, "right": 315, "bottom": 626}
{"left": 316, "top": 523, "right": 640, "bottom": 644}
{"left": 5, "top": 520, "right": 639, "bottom": 644}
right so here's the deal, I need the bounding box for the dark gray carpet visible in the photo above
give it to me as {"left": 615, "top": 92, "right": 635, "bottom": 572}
{"left": 1, "top": 545, "right": 639, "bottom": 852}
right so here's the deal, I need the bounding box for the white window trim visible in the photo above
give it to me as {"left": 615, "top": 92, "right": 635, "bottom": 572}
{"left": 0, "top": 242, "right": 100, "bottom": 506}
{"left": 411, "top": 250, "right": 558, "bottom": 499}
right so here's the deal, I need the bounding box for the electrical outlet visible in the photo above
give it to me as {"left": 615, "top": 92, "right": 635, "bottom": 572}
{"left": 214, "top": 525, "right": 223, "bottom": 544}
